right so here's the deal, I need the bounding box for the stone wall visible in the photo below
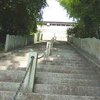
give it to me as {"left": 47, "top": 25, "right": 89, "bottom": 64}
{"left": 5, "top": 33, "right": 43, "bottom": 51}
{"left": 72, "top": 37, "right": 100, "bottom": 60}
{"left": 5, "top": 34, "right": 34, "bottom": 51}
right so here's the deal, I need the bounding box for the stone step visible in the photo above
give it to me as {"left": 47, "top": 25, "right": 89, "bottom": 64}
{"left": 37, "top": 65, "right": 96, "bottom": 74}
{"left": 37, "top": 64, "right": 94, "bottom": 70}
{"left": 0, "top": 81, "right": 19, "bottom": 91}
{"left": 37, "top": 68, "right": 97, "bottom": 74}
{"left": 8, "top": 67, "right": 26, "bottom": 71}
{"left": 0, "top": 91, "right": 100, "bottom": 100}
{"left": 39, "top": 59, "right": 93, "bottom": 67}
{"left": 17, "top": 63, "right": 94, "bottom": 71}
{"left": 36, "top": 72, "right": 100, "bottom": 80}
{"left": 34, "top": 84, "right": 100, "bottom": 96}
{"left": 39, "top": 61, "right": 95, "bottom": 67}
{"left": 36, "top": 77, "right": 100, "bottom": 87}
{"left": 40, "top": 60, "right": 90, "bottom": 65}
{"left": 0, "top": 70, "right": 25, "bottom": 82}
{"left": 46, "top": 56, "right": 87, "bottom": 61}
{"left": 46, "top": 55, "right": 82, "bottom": 60}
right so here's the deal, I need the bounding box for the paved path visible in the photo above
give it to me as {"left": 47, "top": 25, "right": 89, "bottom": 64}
{"left": 38, "top": 41, "right": 94, "bottom": 66}
{"left": 0, "top": 41, "right": 100, "bottom": 99}
{"left": 0, "top": 41, "right": 97, "bottom": 72}
{"left": 33, "top": 41, "right": 100, "bottom": 98}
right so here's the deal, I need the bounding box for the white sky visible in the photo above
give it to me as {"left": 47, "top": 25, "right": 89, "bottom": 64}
{"left": 43, "top": 0, "right": 73, "bottom": 22}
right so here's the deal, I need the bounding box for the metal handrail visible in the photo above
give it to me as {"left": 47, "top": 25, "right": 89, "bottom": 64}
{"left": 12, "top": 39, "right": 55, "bottom": 100}
{"left": 12, "top": 56, "right": 34, "bottom": 100}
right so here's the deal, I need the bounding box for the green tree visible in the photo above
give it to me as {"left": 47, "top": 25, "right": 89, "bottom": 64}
{"left": 59, "top": 0, "right": 100, "bottom": 38}
{"left": 0, "top": 0, "right": 47, "bottom": 43}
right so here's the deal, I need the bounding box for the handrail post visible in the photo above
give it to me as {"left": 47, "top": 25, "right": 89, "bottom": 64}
{"left": 23, "top": 52, "right": 38, "bottom": 92}
{"left": 45, "top": 41, "right": 51, "bottom": 56}
{"left": 5, "top": 34, "right": 9, "bottom": 52}
{"left": 45, "top": 38, "right": 55, "bottom": 57}
{"left": 51, "top": 38, "right": 55, "bottom": 49}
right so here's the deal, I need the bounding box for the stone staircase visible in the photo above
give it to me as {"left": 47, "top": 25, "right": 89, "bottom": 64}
{"left": 0, "top": 42, "right": 100, "bottom": 99}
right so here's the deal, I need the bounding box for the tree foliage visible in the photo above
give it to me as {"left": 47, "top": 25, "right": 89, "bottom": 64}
{"left": 59, "top": 0, "right": 100, "bottom": 38}
{"left": 0, "top": 0, "right": 47, "bottom": 43}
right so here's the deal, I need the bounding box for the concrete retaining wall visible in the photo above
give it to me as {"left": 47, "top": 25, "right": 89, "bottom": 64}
{"left": 5, "top": 34, "right": 34, "bottom": 51}
{"left": 72, "top": 37, "right": 100, "bottom": 60}
{"left": 5, "top": 33, "right": 43, "bottom": 51}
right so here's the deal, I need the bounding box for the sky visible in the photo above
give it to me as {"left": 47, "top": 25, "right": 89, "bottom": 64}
{"left": 43, "top": 0, "right": 73, "bottom": 22}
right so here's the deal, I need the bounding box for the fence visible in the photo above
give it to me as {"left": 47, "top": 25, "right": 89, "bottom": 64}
{"left": 4, "top": 33, "right": 43, "bottom": 52}
{"left": 26, "top": 35, "right": 34, "bottom": 45}
{"left": 72, "top": 37, "right": 100, "bottom": 60}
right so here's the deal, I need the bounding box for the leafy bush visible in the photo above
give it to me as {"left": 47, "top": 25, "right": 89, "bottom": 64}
{"left": 59, "top": 0, "right": 100, "bottom": 38}
{"left": 0, "top": 0, "right": 47, "bottom": 43}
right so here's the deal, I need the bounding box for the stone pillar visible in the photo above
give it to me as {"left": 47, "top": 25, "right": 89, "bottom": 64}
{"left": 23, "top": 52, "right": 38, "bottom": 92}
